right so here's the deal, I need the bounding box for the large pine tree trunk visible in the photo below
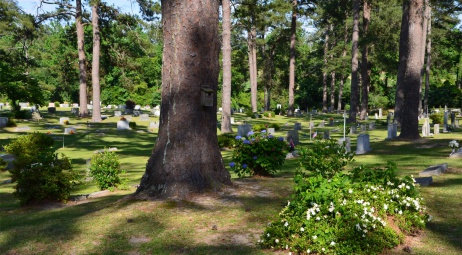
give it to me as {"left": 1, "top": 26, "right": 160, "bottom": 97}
{"left": 221, "top": 0, "right": 233, "bottom": 133}
{"left": 76, "top": 0, "right": 88, "bottom": 117}
{"left": 360, "top": 0, "right": 371, "bottom": 120}
{"left": 287, "top": 0, "right": 297, "bottom": 117}
{"left": 349, "top": 0, "right": 360, "bottom": 123}
{"left": 322, "top": 26, "right": 329, "bottom": 113}
{"left": 395, "top": 0, "right": 425, "bottom": 139}
{"left": 136, "top": 0, "right": 232, "bottom": 199}
{"left": 424, "top": 4, "right": 432, "bottom": 115}
{"left": 91, "top": 4, "right": 101, "bottom": 122}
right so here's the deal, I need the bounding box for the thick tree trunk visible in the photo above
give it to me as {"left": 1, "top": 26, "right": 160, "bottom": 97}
{"left": 395, "top": 0, "right": 425, "bottom": 139}
{"left": 76, "top": 0, "right": 88, "bottom": 117}
{"left": 360, "top": 0, "right": 371, "bottom": 120}
{"left": 349, "top": 0, "right": 360, "bottom": 123}
{"left": 136, "top": 0, "right": 232, "bottom": 199}
{"left": 424, "top": 5, "right": 432, "bottom": 115}
{"left": 322, "top": 26, "right": 329, "bottom": 113}
{"left": 287, "top": 0, "right": 297, "bottom": 117}
{"left": 221, "top": 0, "right": 233, "bottom": 133}
{"left": 248, "top": 24, "right": 258, "bottom": 113}
{"left": 91, "top": 4, "right": 101, "bottom": 122}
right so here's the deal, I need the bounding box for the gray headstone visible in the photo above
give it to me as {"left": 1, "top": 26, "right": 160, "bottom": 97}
{"left": 286, "top": 130, "right": 299, "bottom": 146}
{"left": 0, "top": 117, "right": 8, "bottom": 128}
{"left": 338, "top": 137, "right": 351, "bottom": 152}
{"left": 368, "top": 122, "right": 376, "bottom": 130}
{"left": 419, "top": 163, "right": 448, "bottom": 176}
{"left": 237, "top": 124, "right": 252, "bottom": 137}
{"left": 117, "top": 120, "right": 130, "bottom": 130}
{"left": 323, "top": 130, "right": 330, "bottom": 140}
{"left": 443, "top": 112, "right": 448, "bottom": 132}
{"left": 356, "top": 134, "right": 371, "bottom": 154}
{"left": 317, "top": 121, "right": 325, "bottom": 127}
{"left": 329, "top": 119, "right": 334, "bottom": 126}
{"left": 386, "top": 123, "right": 398, "bottom": 139}
{"left": 48, "top": 107, "right": 56, "bottom": 113}
{"left": 71, "top": 107, "right": 79, "bottom": 115}
{"left": 294, "top": 123, "right": 302, "bottom": 130}
{"left": 350, "top": 125, "right": 357, "bottom": 134}
{"left": 414, "top": 177, "right": 432, "bottom": 186}
{"left": 360, "top": 124, "right": 366, "bottom": 132}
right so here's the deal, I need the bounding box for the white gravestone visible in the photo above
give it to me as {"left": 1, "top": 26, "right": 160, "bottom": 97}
{"left": 117, "top": 120, "right": 130, "bottom": 130}
{"left": 64, "top": 127, "right": 76, "bottom": 134}
{"left": 48, "top": 103, "right": 55, "bottom": 107}
{"left": 266, "top": 128, "right": 275, "bottom": 134}
{"left": 59, "top": 117, "right": 70, "bottom": 124}
{"left": 356, "top": 134, "right": 371, "bottom": 154}
{"left": 422, "top": 118, "right": 430, "bottom": 137}
{"left": 338, "top": 137, "right": 351, "bottom": 152}
{"left": 379, "top": 108, "right": 383, "bottom": 118}
{"left": 114, "top": 111, "right": 122, "bottom": 117}
{"left": 434, "top": 124, "right": 440, "bottom": 135}
{"left": 230, "top": 117, "right": 235, "bottom": 124}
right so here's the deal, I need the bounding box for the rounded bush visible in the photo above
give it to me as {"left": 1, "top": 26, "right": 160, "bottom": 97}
{"left": 90, "top": 151, "right": 122, "bottom": 190}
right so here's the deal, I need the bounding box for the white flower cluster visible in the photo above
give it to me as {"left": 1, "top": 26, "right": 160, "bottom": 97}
{"left": 354, "top": 200, "right": 387, "bottom": 237}
{"left": 306, "top": 203, "right": 321, "bottom": 220}
{"left": 449, "top": 140, "right": 459, "bottom": 148}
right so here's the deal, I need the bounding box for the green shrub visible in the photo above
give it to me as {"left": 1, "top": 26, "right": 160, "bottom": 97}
{"left": 54, "top": 101, "right": 60, "bottom": 107}
{"left": 6, "top": 119, "right": 17, "bottom": 127}
{"left": 5, "top": 133, "right": 77, "bottom": 205}
{"left": 90, "top": 150, "right": 122, "bottom": 190}
{"left": 229, "top": 130, "right": 289, "bottom": 177}
{"left": 298, "top": 139, "right": 354, "bottom": 179}
{"left": 253, "top": 123, "right": 281, "bottom": 132}
{"left": 269, "top": 123, "right": 281, "bottom": 131}
{"left": 129, "top": 121, "right": 137, "bottom": 129}
{"left": 263, "top": 111, "right": 275, "bottom": 118}
{"left": 429, "top": 113, "right": 443, "bottom": 124}
{"left": 217, "top": 133, "right": 236, "bottom": 148}
{"left": 0, "top": 157, "right": 7, "bottom": 170}
{"left": 260, "top": 157, "right": 429, "bottom": 255}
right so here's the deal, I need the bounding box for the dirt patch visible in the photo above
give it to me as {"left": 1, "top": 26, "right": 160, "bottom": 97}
{"left": 129, "top": 236, "right": 151, "bottom": 244}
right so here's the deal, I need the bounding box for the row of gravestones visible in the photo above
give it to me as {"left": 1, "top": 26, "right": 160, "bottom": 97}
{"left": 236, "top": 124, "right": 372, "bottom": 155}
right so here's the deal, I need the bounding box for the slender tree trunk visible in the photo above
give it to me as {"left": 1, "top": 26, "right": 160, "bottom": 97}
{"left": 360, "top": 0, "right": 371, "bottom": 120}
{"left": 349, "top": 0, "right": 360, "bottom": 123}
{"left": 395, "top": 0, "right": 425, "bottom": 139}
{"left": 287, "top": 0, "right": 297, "bottom": 116}
{"left": 76, "top": 0, "right": 88, "bottom": 117}
{"left": 423, "top": 2, "right": 432, "bottom": 115}
{"left": 136, "top": 0, "right": 232, "bottom": 199}
{"left": 91, "top": 4, "right": 101, "bottom": 122}
{"left": 330, "top": 71, "right": 335, "bottom": 112}
{"left": 221, "top": 0, "right": 233, "bottom": 133}
{"left": 248, "top": 24, "right": 258, "bottom": 113}
{"left": 418, "top": 0, "right": 429, "bottom": 115}
{"left": 322, "top": 26, "right": 329, "bottom": 113}
{"left": 337, "top": 21, "right": 348, "bottom": 113}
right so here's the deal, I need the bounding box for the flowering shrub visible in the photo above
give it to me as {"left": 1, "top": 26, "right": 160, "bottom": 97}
{"left": 298, "top": 139, "right": 354, "bottom": 179}
{"left": 230, "top": 130, "right": 289, "bottom": 177}
{"left": 90, "top": 150, "right": 122, "bottom": 190}
{"left": 449, "top": 140, "right": 459, "bottom": 149}
{"left": 260, "top": 143, "right": 429, "bottom": 254}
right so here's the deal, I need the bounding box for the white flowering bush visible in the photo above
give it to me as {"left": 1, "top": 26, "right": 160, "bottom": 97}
{"left": 260, "top": 147, "right": 429, "bottom": 254}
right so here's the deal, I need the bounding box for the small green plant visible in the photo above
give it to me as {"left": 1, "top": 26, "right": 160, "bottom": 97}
{"left": 429, "top": 113, "right": 443, "bottom": 124}
{"left": 0, "top": 157, "right": 7, "bottom": 170}
{"left": 129, "top": 121, "right": 137, "bottom": 129}
{"left": 6, "top": 119, "right": 17, "bottom": 127}
{"left": 269, "top": 123, "right": 281, "bottom": 131}
{"left": 5, "top": 133, "right": 78, "bottom": 205}
{"left": 54, "top": 101, "right": 60, "bottom": 107}
{"left": 263, "top": 111, "right": 275, "bottom": 118}
{"left": 229, "top": 130, "right": 289, "bottom": 177}
{"left": 217, "top": 133, "right": 236, "bottom": 148}
{"left": 90, "top": 150, "right": 122, "bottom": 190}
{"left": 252, "top": 123, "right": 281, "bottom": 132}
{"left": 298, "top": 139, "right": 354, "bottom": 178}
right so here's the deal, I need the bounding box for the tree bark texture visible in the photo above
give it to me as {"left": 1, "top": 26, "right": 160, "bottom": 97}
{"left": 76, "top": 0, "right": 88, "bottom": 117}
{"left": 136, "top": 0, "right": 232, "bottom": 199}
{"left": 395, "top": 0, "right": 425, "bottom": 139}
{"left": 424, "top": 4, "right": 432, "bottom": 115}
{"left": 360, "top": 0, "right": 371, "bottom": 120}
{"left": 91, "top": 4, "right": 101, "bottom": 122}
{"left": 349, "top": 0, "right": 360, "bottom": 123}
{"left": 221, "top": 0, "right": 233, "bottom": 133}
{"left": 322, "top": 26, "right": 329, "bottom": 113}
{"left": 248, "top": 23, "right": 258, "bottom": 113}
{"left": 287, "top": 0, "right": 297, "bottom": 116}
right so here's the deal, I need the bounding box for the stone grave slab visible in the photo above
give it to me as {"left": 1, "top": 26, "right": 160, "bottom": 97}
{"left": 419, "top": 163, "right": 448, "bottom": 176}
{"left": 139, "top": 114, "right": 150, "bottom": 121}
{"left": 338, "top": 137, "right": 351, "bottom": 152}
{"left": 0, "top": 117, "right": 8, "bottom": 128}
{"left": 294, "top": 123, "right": 302, "bottom": 130}
{"left": 286, "top": 130, "right": 299, "bottom": 146}
{"left": 356, "top": 134, "right": 371, "bottom": 154}
{"left": 266, "top": 128, "right": 275, "bottom": 134}
{"left": 117, "top": 120, "right": 130, "bottom": 130}
{"left": 15, "top": 126, "right": 31, "bottom": 132}
{"left": 237, "top": 124, "right": 252, "bottom": 137}
{"left": 64, "top": 127, "right": 77, "bottom": 134}
{"left": 323, "top": 130, "right": 330, "bottom": 139}
{"left": 71, "top": 107, "right": 79, "bottom": 115}
{"left": 114, "top": 111, "right": 122, "bottom": 117}
{"left": 59, "top": 117, "right": 70, "bottom": 124}
{"left": 414, "top": 177, "right": 433, "bottom": 186}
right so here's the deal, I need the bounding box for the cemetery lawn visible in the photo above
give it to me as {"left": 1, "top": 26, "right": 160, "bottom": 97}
{"left": 0, "top": 109, "right": 461, "bottom": 254}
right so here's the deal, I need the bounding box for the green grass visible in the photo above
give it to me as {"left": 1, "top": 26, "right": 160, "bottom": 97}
{"left": 0, "top": 109, "right": 461, "bottom": 254}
